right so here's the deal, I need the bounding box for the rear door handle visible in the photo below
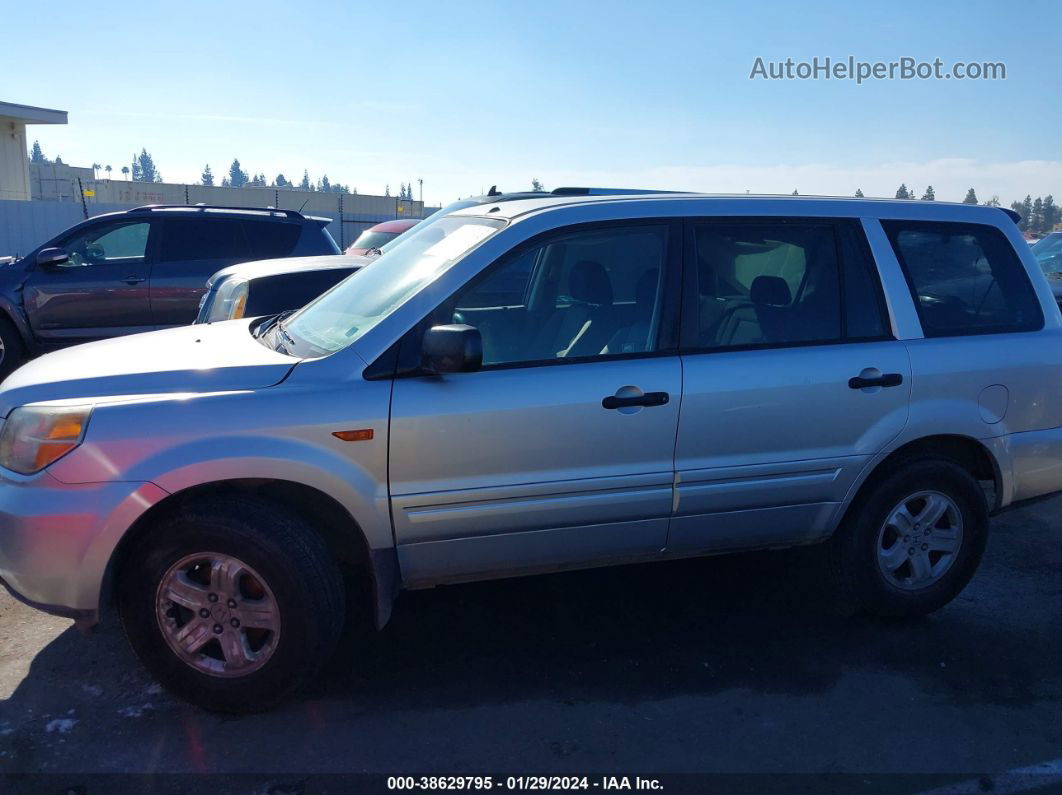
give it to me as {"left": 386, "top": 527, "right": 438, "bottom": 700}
{"left": 848, "top": 373, "right": 903, "bottom": 390}
{"left": 602, "top": 391, "right": 670, "bottom": 410}
{"left": 124, "top": 276, "right": 146, "bottom": 285}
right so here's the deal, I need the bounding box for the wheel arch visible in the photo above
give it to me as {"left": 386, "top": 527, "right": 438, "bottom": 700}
{"left": 839, "top": 433, "right": 1002, "bottom": 528}
{"left": 0, "top": 298, "right": 33, "bottom": 349}
{"left": 102, "top": 478, "right": 398, "bottom": 630}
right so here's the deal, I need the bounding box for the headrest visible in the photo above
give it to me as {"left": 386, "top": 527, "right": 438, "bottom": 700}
{"left": 635, "top": 269, "right": 659, "bottom": 307}
{"left": 569, "top": 260, "right": 613, "bottom": 305}
{"left": 750, "top": 275, "right": 791, "bottom": 306}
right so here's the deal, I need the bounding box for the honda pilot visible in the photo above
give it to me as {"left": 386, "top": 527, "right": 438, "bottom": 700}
{"left": 0, "top": 193, "right": 1058, "bottom": 712}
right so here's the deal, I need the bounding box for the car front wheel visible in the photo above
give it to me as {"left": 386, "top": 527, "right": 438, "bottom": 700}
{"left": 0, "top": 316, "right": 25, "bottom": 379}
{"left": 118, "top": 497, "right": 345, "bottom": 712}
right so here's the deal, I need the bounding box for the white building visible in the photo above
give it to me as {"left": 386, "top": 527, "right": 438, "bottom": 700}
{"left": 0, "top": 101, "right": 67, "bottom": 201}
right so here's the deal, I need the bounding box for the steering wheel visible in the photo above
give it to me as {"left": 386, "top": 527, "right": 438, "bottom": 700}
{"left": 83, "top": 242, "right": 105, "bottom": 263}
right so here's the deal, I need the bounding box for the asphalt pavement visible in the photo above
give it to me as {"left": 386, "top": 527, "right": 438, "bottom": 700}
{"left": 1, "top": 494, "right": 1059, "bottom": 789}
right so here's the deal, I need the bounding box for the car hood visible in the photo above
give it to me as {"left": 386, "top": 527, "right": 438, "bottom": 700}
{"left": 206, "top": 254, "right": 371, "bottom": 288}
{"left": 0, "top": 320, "right": 297, "bottom": 417}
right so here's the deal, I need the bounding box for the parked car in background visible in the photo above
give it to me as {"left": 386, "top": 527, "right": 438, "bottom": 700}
{"left": 0, "top": 204, "right": 340, "bottom": 376}
{"left": 1, "top": 193, "right": 1058, "bottom": 713}
{"left": 199, "top": 188, "right": 657, "bottom": 323}
{"left": 197, "top": 254, "right": 369, "bottom": 324}
{"left": 344, "top": 219, "right": 419, "bottom": 255}
{"left": 1032, "top": 231, "right": 1062, "bottom": 311}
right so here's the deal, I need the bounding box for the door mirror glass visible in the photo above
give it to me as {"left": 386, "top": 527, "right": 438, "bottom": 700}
{"left": 36, "top": 247, "right": 69, "bottom": 268}
{"left": 422, "top": 324, "right": 482, "bottom": 374}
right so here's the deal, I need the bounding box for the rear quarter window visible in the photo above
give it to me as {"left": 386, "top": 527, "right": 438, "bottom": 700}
{"left": 244, "top": 220, "right": 302, "bottom": 259}
{"left": 289, "top": 223, "right": 342, "bottom": 256}
{"left": 882, "top": 220, "right": 1042, "bottom": 337}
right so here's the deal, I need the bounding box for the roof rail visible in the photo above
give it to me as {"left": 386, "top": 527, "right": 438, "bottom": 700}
{"left": 126, "top": 204, "right": 306, "bottom": 219}
{"left": 550, "top": 187, "right": 692, "bottom": 196}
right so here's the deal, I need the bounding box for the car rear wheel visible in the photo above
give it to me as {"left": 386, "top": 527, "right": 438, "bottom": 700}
{"left": 830, "top": 458, "right": 988, "bottom": 617}
{"left": 118, "top": 497, "right": 345, "bottom": 712}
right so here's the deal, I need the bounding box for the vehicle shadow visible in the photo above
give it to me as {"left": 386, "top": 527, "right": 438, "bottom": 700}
{"left": 316, "top": 540, "right": 1055, "bottom": 713}
{"left": 2, "top": 526, "right": 1058, "bottom": 752}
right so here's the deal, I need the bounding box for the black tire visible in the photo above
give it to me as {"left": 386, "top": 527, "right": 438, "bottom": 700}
{"left": 117, "top": 497, "right": 345, "bottom": 713}
{"left": 829, "top": 457, "right": 988, "bottom": 618}
{"left": 0, "top": 316, "right": 26, "bottom": 380}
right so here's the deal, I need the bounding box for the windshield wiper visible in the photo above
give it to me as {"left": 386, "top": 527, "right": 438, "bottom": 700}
{"left": 254, "top": 309, "right": 297, "bottom": 339}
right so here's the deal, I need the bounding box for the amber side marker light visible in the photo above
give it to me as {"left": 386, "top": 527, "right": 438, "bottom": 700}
{"left": 332, "top": 429, "right": 374, "bottom": 442}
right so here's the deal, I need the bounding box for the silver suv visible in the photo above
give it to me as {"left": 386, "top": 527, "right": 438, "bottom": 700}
{"left": 1, "top": 194, "right": 1059, "bottom": 712}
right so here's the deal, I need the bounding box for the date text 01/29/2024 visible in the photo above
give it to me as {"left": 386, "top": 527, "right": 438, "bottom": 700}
{"left": 386, "top": 776, "right": 664, "bottom": 791}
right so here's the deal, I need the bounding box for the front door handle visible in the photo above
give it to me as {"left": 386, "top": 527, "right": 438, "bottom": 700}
{"left": 602, "top": 391, "right": 670, "bottom": 410}
{"left": 124, "top": 276, "right": 146, "bottom": 285}
{"left": 848, "top": 373, "right": 903, "bottom": 390}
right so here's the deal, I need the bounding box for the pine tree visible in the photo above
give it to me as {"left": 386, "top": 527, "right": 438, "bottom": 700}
{"left": 1011, "top": 200, "right": 1029, "bottom": 232}
{"left": 895, "top": 184, "right": 910, "bottom": 199}
{"left": 982, "top": 195, "right": 1000, "bottom": 207}
{"left": 791, "top": 189, "right": 799, "bottom": 195}
{"left": 1032, "top": 197, "right": 1044, "bottom": 234}
{"left": 962, "top": 188, "right": 978, "bottom": 204}
{"left": 227, "top": 159, "right": 248, "bottom": 188}
{"left": 320, "top": 175, "right": 331, "bottom": 193}
{"left": 299, "top": 170, "right": 311, "bottom": 191}
{"left": 385, "top": 184, "right": 391, "bottom": 197}
{"left": 1042, "top": 196, "right": 1059, "bottom": 232}
{"left": 132, "top": 149, "right": 161, "bottom": 183}
{"left": 532, "top": 178, "right": 544, "bottom": 192}
{"left": 854, "top": 188, "right": 865, "bottom": 198}
{"left": 201, "top": 164, "right": 214, "bottom": 186}
{"left": 921, "top": 186, "right": 935, "bottom": 201}
{"left": 29, "top": 140, "right": 48, "bottom": 163}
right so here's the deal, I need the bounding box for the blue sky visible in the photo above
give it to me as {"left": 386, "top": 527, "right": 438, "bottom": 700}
{"left": 4, "top": 0, "right": 1059, "bottom": 205}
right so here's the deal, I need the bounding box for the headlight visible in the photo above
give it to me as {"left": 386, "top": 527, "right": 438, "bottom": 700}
{"left": 206, "top": 278, "right": 250, "bottom": 322}
{"left": 0, "top": 405, "right": 92, "bottom": 474}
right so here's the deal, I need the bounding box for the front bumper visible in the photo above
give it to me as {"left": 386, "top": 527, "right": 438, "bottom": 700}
{"left": 0, "top": 469, "right": 168, "bottom": 624}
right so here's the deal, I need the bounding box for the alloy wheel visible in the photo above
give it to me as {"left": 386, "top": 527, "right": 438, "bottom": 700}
{"left": 155, "top": 552, "right": 281, "bottom": 677}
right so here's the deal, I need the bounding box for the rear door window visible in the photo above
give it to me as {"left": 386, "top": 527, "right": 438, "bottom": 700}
{"left": 687, "top": 220, "right": 889, "bottom": 349}
{"left": 882, "top": 221, "right": 1042, "bottom": 336}
{"left": 159, "top": 218, "right": 248, "bottom": 263}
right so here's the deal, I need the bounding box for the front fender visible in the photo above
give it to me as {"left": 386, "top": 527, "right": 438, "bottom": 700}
{"left": 47, "top": 381, "right": 395, "bottom": 573}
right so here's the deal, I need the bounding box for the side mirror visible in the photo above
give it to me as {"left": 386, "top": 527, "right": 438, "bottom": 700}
{"left": 421, "top": 324, "right": 482, "bottom": 374}
{"left": 36, "top": 247, "right": 69, "bottom": 268}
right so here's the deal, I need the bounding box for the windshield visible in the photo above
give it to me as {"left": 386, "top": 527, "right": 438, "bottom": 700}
{"left": 349, "top": 230, "right": 399, "bottom": 251}
{"left": 1033, "top": 233, "right": 1062, "bottom": 274}
{"left": 277, "top": 215, "right": 505, "bottom": 356}
{"left": 376, "top": 199, "right": 482, "bottom": 253}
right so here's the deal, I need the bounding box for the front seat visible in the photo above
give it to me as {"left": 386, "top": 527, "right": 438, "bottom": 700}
{"left": 529, "top": 260, "right": 616, "bottom": 358}
{"left": 605, "top": 268, "right": 659, "bottom": 354}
